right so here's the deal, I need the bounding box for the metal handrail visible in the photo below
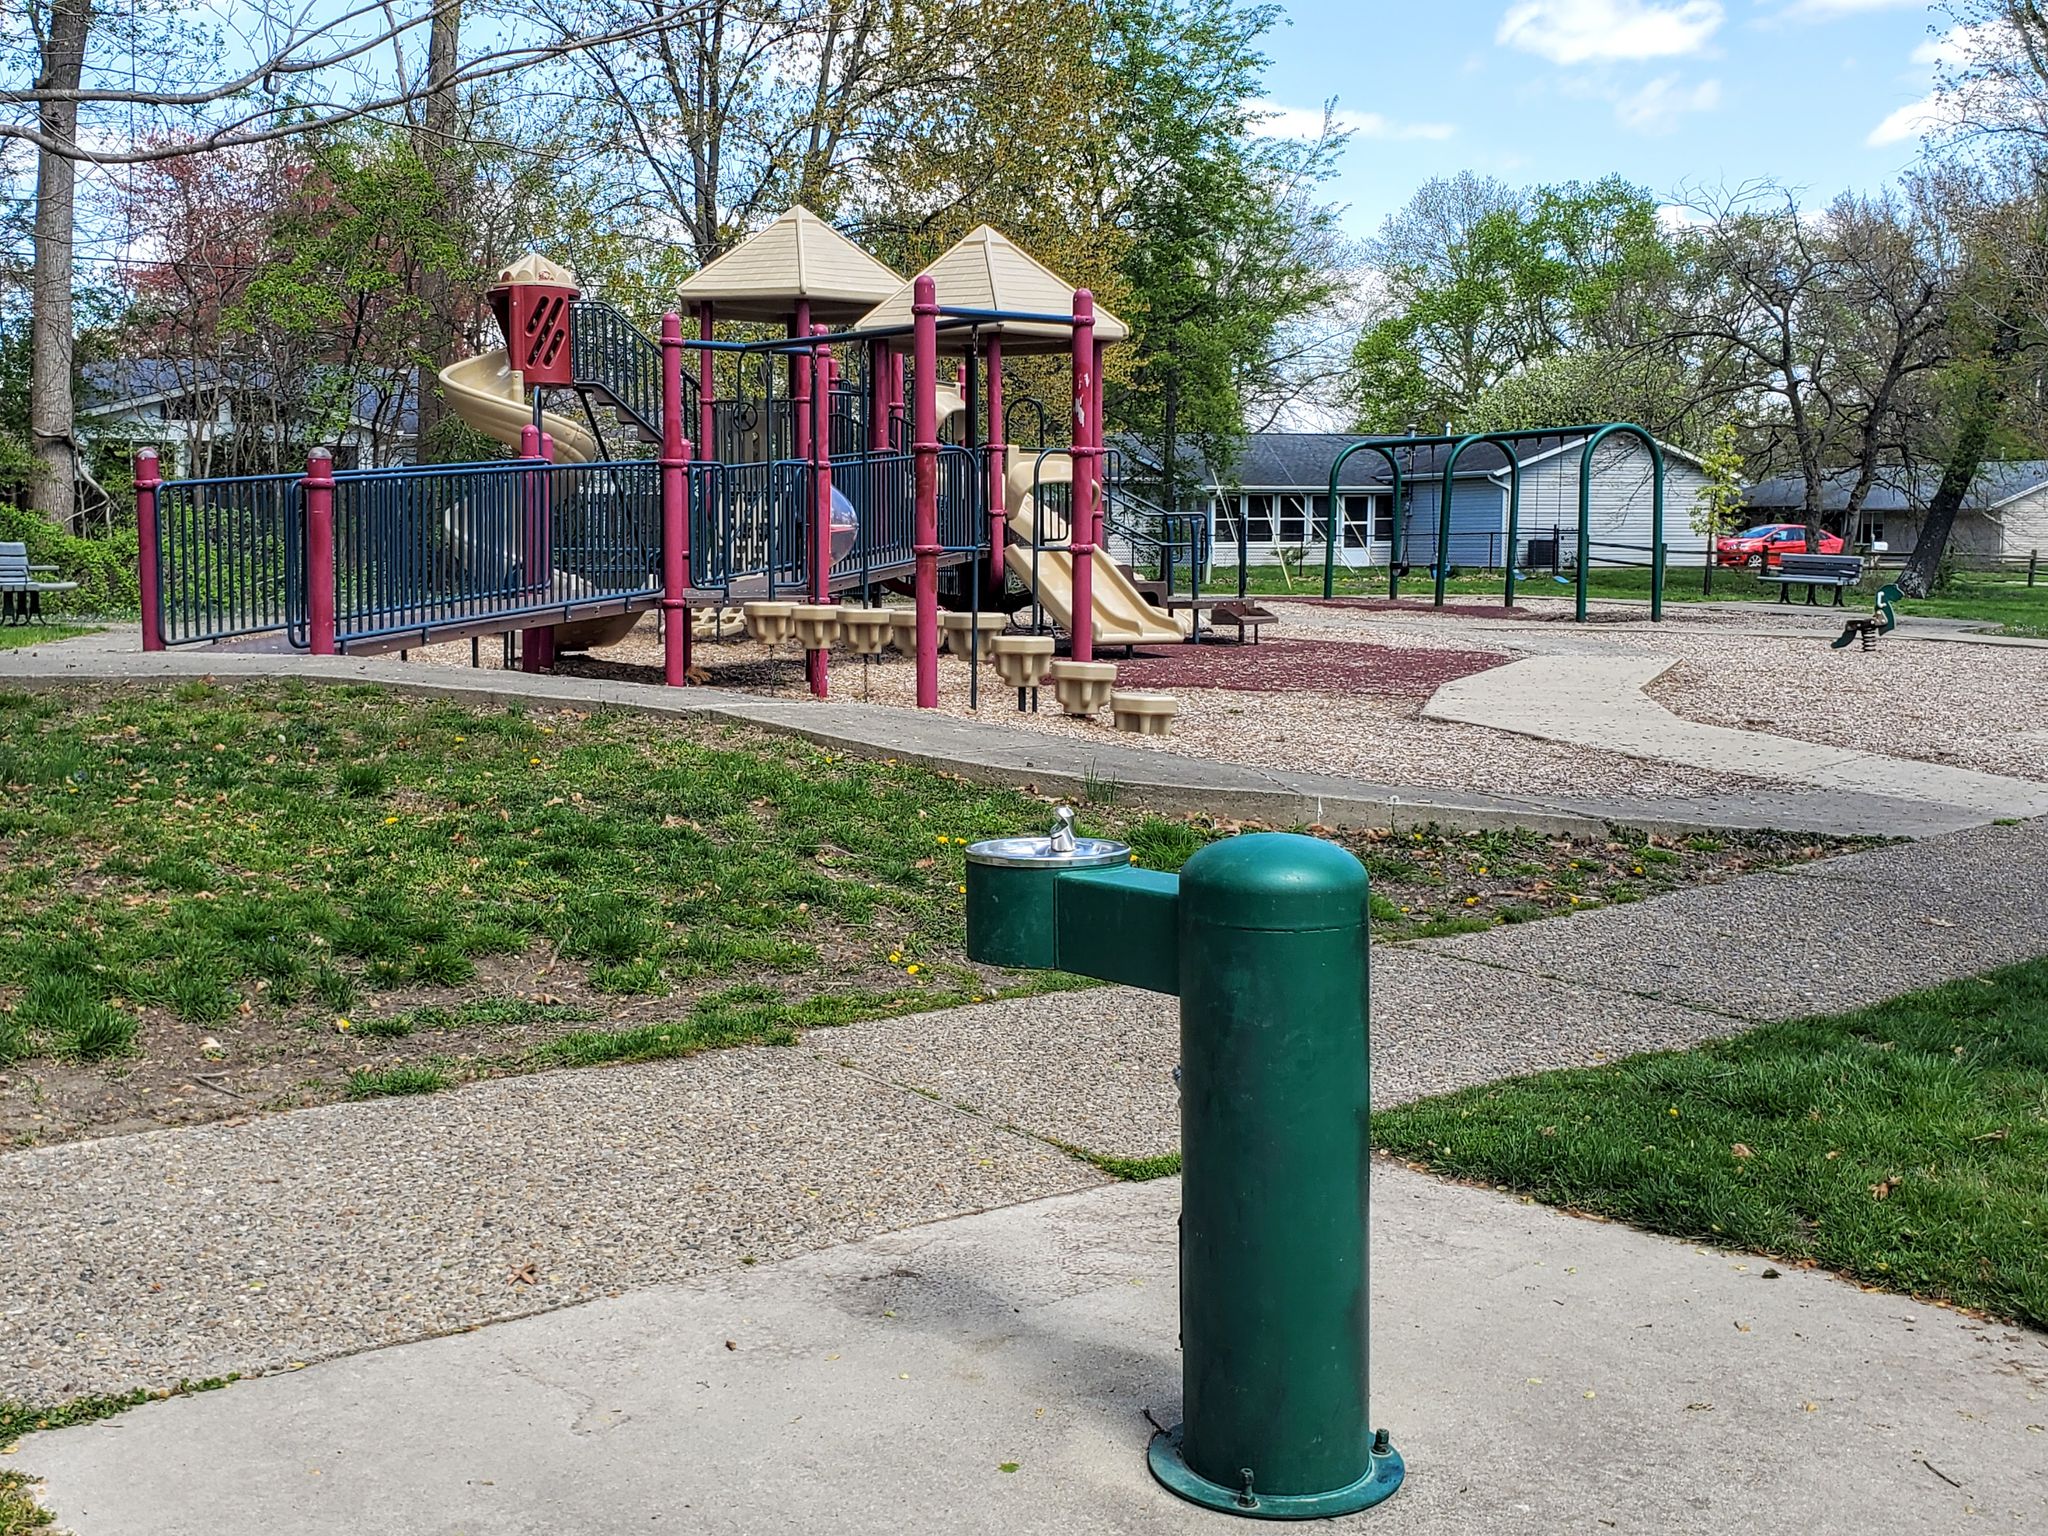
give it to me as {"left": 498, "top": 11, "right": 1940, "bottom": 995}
{"left": 570, "top": 299, "right": 698, "bottom": 441}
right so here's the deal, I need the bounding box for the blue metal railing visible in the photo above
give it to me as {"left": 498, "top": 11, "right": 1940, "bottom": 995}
{"left": 152, "top": 471, "right": 303, "bottom": 646}
{"left": 689, "top": 459, "right": 811, "bottom": 593}
{"left": 327, "top": 459, "right": 662, "bottom": 646}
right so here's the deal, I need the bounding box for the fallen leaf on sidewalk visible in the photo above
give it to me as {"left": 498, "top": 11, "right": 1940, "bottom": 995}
{"left": 508, "top": 1263, "right": 539, "bottom": 1287}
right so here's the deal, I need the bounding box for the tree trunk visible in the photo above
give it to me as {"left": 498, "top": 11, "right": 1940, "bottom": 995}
{"left": 414, "top": 0, "right": 464, "bottom": 460}
{"left": 1899, "top": 371, "right": 2000, "bottom": 599}
{"left": 28, "top": 0, "right": 93, "bottom": 529}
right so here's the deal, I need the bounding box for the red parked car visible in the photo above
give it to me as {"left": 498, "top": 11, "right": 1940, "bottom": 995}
{"left": 1715, "top": 523, "right": 1846, "bottom": 569}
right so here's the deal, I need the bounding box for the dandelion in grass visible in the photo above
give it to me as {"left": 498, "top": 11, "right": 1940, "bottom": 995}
{"left": 906, "top": 964, "right": 920, "bottom": 975}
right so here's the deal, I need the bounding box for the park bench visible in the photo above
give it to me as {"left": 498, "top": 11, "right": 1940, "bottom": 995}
{"left": 1761, "top": 552, "right": 1863, "bottom": 607}
{"left": 0, "top": 542, "right": 79, "bottom": 625}
{"left": 1210, "top": 599, "right": 1277, "bottom": 644}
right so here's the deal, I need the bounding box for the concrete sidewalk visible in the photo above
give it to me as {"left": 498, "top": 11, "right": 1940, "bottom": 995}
{"left": 0, "top": 630, "right": 1961, "bottom": 836}
{"left": 18, "top": 1174, "right": 2046, "bottom": 1536}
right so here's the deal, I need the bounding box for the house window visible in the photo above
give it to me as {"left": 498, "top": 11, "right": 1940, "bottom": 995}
{"left": 1276, "top": 493, "right": 1308, "bottom": 545}
{"left": 1341, "top": 494, "right": 1375, "bottom": 548}
{"left": 1244, "top": 494, "right": 1276, "bottom": 544}
{"left": 1212, "top": 495, "right": 1241, "bottom": 552}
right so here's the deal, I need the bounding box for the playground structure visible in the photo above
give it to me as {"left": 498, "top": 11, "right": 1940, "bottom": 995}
{"left": 132, "top": 211, "right": 1201, "bottom": 707}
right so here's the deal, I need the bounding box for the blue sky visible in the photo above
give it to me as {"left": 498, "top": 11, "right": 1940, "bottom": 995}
{"left": 1255, "top": 0, "right": 1954, "bottom": 236}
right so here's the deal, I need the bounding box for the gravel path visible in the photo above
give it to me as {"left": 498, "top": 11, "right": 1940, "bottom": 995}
{"left": 1641, "top": 632, "right": 2048, "bottom": 781}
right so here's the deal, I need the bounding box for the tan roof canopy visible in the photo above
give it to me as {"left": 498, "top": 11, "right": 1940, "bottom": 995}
{"left": 854, "top": 226, "right": 1128, "bottom": 355}
{"left": 676, "top": 207, "right": 903, "bottom": 325}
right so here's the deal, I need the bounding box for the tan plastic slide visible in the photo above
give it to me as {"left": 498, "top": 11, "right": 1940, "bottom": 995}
{"left": 435, "top": 350, "right": 638, "bottom": 648}
{"left": 932, "top": 388, "right": 1184, "bottom": 646}
{"left": 1002, "top": 455, "right": 1187, "bottom": 646}
{"left": 438, "top": 350, "right": 598, "bottom": 464}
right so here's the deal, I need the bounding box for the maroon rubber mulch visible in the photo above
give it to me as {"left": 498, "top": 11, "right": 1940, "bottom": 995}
{"left": 1113, "top": 637, "right": 1510, "bottom": 698}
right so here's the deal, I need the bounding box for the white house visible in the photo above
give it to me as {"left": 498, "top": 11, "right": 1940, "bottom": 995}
{"left": 78, "top": 360, "right": 418, "bottom": 477}
{"left": 1169, "top": 431, "right": 1713, "bottom": 572}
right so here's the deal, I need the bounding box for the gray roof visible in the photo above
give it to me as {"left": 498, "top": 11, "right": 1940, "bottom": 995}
{"left": 1162, "top": 431, "right": 1679, "bottom": 491}
{"left": 1745, "top": 462, "right": 2048, "bottom": 514}
{"left": 80, "top": 360, "right": 419, "bottom": 436}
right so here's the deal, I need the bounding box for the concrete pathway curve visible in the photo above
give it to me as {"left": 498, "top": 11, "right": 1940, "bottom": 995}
{"left": 1426, "top": 652, "right": 2048, "bottom": 823}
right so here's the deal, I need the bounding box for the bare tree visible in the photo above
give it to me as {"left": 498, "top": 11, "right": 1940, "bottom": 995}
{"left": 1655, "top": 186, "right": 1951, "bottom": 554}
{"left": 6, "top": 0, "right": 704, "bottom": 522}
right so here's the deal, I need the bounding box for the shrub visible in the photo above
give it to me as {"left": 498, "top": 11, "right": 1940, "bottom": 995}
{"left": 0, "top": 505, "right": 141, "bottom": 617}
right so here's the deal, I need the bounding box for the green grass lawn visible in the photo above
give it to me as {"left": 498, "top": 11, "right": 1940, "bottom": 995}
{"left": 1373, "top": 959, "right": 2048, "bottom": 1326}
{"left": 1207, "top": 562, "right": 2048, "bottom": 635}
{"left": 0, "top": 681, "right": 1854, "bottom": 1144}
{"left": 0, "top": 625, "right": 94, "bottom": 651}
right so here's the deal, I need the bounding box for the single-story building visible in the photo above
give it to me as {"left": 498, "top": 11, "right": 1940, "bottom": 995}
{"left": 79, "top": 360, "right": 418, "bottom": 477}
{"left": 1743, "top": 462, "right": 2048, "bottom": 561}
{"left": 1125, "top": 431, "right": 1713, "bottom": 571}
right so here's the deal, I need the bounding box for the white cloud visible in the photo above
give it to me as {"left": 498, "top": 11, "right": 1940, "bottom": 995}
{"left": 1864, "top": 21, "right": 2010, "bottom": 147}
{"left": 1778, "top": 0, "right": 1923, "bottom": 18}
{"left": 1867, "top": 95, "right": 1945, "bottom": 146}
{"left": 1496, "top": 1, "right": 1723, "bottom": 64}
{"left": 1250, "top": 101, "right": 1455, "bottom": 143}
{"left": 1614, "top": 74, "right": 1723, "bottom": 131}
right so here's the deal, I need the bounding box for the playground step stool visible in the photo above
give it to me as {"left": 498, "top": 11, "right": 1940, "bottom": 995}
{"left": 1050, "top": 659, "right": 1118, "bottom": 716}
{"left": 990, "top": 633, "right": 1055, "bottom": 690}
{"left": 1111, "top": 690, "right": 1178, "bottom": 736}
{"left": 742, "top": 600, "right": 797, "bottom": 647}
{"left": 940, "top": 610, "right": 1006, "bottom": 660}
{"left": 790, "top": 604, "right": 841, "bottom": 651}
{"left": 691, "top": 606, "right": 748, "bottom": 641}
{"left": 887, "top": 609, "right": 918, "bottom": 652}
{"left": 836, "top": 607, "right": 894, "bottom": 656}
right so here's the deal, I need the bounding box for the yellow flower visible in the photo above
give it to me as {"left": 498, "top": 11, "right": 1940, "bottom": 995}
{"left": 384, "top": 815, "right": 399, "bottom": 825}
{"left": 888, "top": 951, "right": 901, "bottom": 963}
{"left": 528, "top": 757, "right": 542, "bottom": 766}
{"left": 905, "top": 964, "right": 920, "bottom": 975}
{"left": 452, "top": 736, "right": 466, "bottom": 744}
{"left": 1477, "top": 866, "right": 1488, "bottom": 876}
{"left": 1668, "top": 1107, "right": 1680, "bottom": 1118}
{"left": 956, "top": 884, "right": 966, "bottom": 894}
{"left": 335, "top": 1018, "right": 351, "bottom": 1032}
{"left": 1463, "top": 897, "right": 1479, "bottom": 907}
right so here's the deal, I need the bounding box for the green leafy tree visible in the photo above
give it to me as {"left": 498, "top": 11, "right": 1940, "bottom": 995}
{"left": 1689, "top": 422, "right": 1746, "bottom": 542}
{"left": 1352, "top": 174, "right": 1677, "bottom": 432}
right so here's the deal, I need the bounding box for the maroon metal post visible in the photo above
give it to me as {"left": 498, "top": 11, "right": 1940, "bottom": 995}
{"left": 519, "top": 424, "right": 549, "bottom": 673}
{"left": 985, "top": 336, "right": 1006, "bottom": 586}
{"left": 304, "top": 448, "right": 337, "bottom": 657}
{"left": 135, "top": 449, "right": 164, "bottom": 651}
{"left": 1070, "top": 289, "right": 1097, "bottom": 662}
{"left": 912, "top": 274, "right": 941, "bottom": 708}
{"left": 809, "top": 326, "right": 834, "bottom": 699}
{"left": 662, "top": 312, "right": 693, "bottom": 687}
{"left": 868, "top": 342, "right": 891, "bottom": 454}
{"left": 697, "top": 303, "right": 715, "bottom": 462}
{"left": 892, "top": 350, "right": 907, "bottom": 449}
{"left": 792, "top": 298, "right": 812, "bottom": 460}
